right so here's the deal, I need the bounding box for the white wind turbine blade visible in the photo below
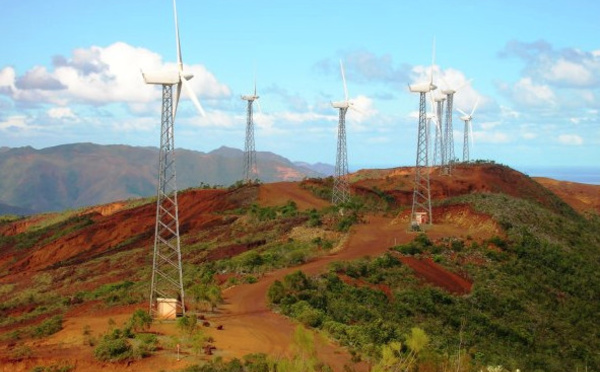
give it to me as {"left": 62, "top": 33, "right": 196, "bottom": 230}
{"left": 429, "top": 37, "right": 436, "bottom": 87}
{"left": 428, "top": 92, "right": 436, "bottom": 117}
{"left": 440, "top": 73, "right": 451, "bottom": 91}
{"left": 456, "top": 107, "right": 469, "bottom": 117}
{"left": 173, "top": 0, "right": 183, "bottom": 71}
{"left": 470, "top": 96, "right": 480, "bottom": 117}
{"left": 173, "top": 82, "right": 182, "bottom": 120}
{"left": 256, "top": 99, "right": 263, "bottom": 115}
{"left": 456, "top": 78, "right": 474, "bottom": 92}
{"left": 253, "top": 72, "right": 262, "bottom": 114}
{"left": 181, "top": 77, "right": 206, "bottom": 117}
{"left": 340, "top": 59, "right": 349, "bottom": 102}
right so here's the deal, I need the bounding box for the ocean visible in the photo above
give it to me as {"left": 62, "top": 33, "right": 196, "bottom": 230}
{"left": 515, "top": 166, "right": 600, "bottom": 185}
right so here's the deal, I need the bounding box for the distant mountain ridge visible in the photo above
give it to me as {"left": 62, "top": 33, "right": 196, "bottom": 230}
{"left": 293, "top": 161, "right": 335, "bottom": 176}
{"left": 0, "top": 143, "right": 328, "bottom": 214}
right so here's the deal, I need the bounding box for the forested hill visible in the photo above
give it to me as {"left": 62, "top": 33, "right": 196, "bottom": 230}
{"left": 0, "top": 143, "right": 326, "bottom": 214}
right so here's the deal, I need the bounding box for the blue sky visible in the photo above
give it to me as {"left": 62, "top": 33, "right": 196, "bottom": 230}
{"left": 1, "top": 0, "right": 599, "bottom": 170}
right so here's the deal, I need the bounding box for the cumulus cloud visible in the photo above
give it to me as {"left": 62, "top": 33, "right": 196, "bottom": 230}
{"left": 315, "top": 50, "right": 411, "bottom": 88}
{"left": 0, "top": 67, "right": 16, "bottom": 94}
{"left": 347, "top": 95, "right": 378, "bottom": 126}
{"left": 557, "top": 134, "right": 583, "bottom": 145}
{"left": 500, "top": 39, "right": 600, "bottom": 88}
{"left": 0, "top": 42, "right": 231, "bottom": 109}
{"left": 263, "top": 85, "right": 309, "bottom": 112}
{"left": 47, "top": 107, "right": 78, "bottom": 121}
{"left": 0, "top": 116, "right": 41, "bottom": 132}
{"left": 506, "top": 77, "right": 557, "bottom": 107}
{"left": 473, "top": 131, "right": 509, "bottom": 144}
{"left": 15, "top": 66, "right": 66, "bottom": 90}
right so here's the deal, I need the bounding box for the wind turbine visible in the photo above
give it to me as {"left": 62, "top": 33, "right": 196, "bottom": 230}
{"left": 142, "top": 0, "right": 205, "bottom": 318}
{"left": 440, "top": 78, "right": 472, "bottom": 174}
{"left": 458, "top": 97, "right": 479, "bottom": 162}
{"left": 408, "top": 39, "right": 436, "bottom": 227}
{"left": 241, "top": 78, "right": 260, "bottom": 183}
{"left": 426, "top": 94, "right": 438, "bottom": 171}
{"left": 432, "top": 94, "right": 446, "bottom": 167}
{"left": 331, "top": 60, "right": 355, "bottom": 206}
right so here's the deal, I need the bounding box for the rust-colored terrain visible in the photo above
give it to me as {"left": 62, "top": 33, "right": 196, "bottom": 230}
{"left": 1, "top": 164, "right": 598, "bottom": 371}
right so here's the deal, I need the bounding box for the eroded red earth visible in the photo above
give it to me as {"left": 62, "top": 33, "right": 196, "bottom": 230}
{"left": 2, "top": 165, "right": 598, "bottom": 371}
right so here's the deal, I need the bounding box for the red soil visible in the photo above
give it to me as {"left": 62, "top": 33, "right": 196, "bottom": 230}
{"left": 258, "top": 182, "right": 329, "bottom": 211}
{"left": 534, "top": 177, "right": 600, "bottom": 214}
{"left": 2, "top": 166, "right": 595, "bottom": 371}
{"left": 397, "top": 256, "right": 473, "bottom": 295}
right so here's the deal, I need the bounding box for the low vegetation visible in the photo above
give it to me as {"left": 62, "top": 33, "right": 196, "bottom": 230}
{"left": 268, "top": 193, "right": 600, "bottom": 371}
{"left": 93, "top": 311, "right": 157, "bottom": 362}
{"left": 181, "top": 326, "right": 333, "bottom": 372}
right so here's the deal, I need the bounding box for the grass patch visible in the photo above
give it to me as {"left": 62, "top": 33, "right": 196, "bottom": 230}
{"left": 33, "top": 315, "right": 63, "bottom": 338}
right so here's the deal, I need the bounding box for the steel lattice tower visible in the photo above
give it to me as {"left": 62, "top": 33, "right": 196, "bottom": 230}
{"left": 149, "top": 84, "right": 185, "bottom": 317}
{"left": 433, "top": 97, "right": 445, "bottom": 167}
{"left": 462, "top": 119, "right": 470, "bottom": 162}
{"left": 332, "top": 107, "right": 350, "bottom": 205}
{"left": 243, "top": 99, "right": 258, "bottom": 182}
{"left": 443, "top": 92, "right": 456, "bottom": 174}
{"left": 411, "top": 93, "right": 433, "bottom": 226}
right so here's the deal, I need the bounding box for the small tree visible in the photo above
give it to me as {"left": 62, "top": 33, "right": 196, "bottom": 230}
{"left": 128, "top": 309, "right": 152, "bottom": 332}
{"left": 372, "top": 327, "right": 430, "bottom": 372}
{"left": 177, "top": 314, "right": 198, "bottom": 337}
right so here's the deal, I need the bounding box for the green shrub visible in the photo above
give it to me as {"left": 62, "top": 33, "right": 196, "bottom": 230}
{"left": 94, "top": 337, "right": 132, "bottom": 362}
{"left": 393, "top": 243, "right": 422, "bottom": 255}
{"left": 134, "top": 333, "right": 158, "bottom": 357}
{"left": 30, "top": 364, "right": 74, "bottom": 372}
{"left": 127, "top": 309, "right": 152, "bottom": 332}
{"left": 33, "top": 315, "right": 63, "bottom": 338}
{"left": 177, "top": 314, "right": 198, "bottom": 336}
{"left": 268, "top": 280, "right": 286, "bottom": 304}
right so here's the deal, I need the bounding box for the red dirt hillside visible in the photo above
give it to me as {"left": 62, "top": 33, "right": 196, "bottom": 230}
{"left": 534, "top": 177, "right": 600, "bottom": 214}
{"left": 352, "top": 163, "right": 568, "bottom": 214}
{"left": 1, "top": 164, "right": 597, "bottom": 371}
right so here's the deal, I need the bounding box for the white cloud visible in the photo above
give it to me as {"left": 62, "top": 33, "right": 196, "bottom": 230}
{"left": 0, "top": 116, "right": 41, "bottom": 132}
{"left": 557, "top": 134, "right": 583, "bottom": 145}
{"left": 480, "top": 121, "right": 501, "bottom": 130}
{"left": 473, "top": 131, "right": 509, "bottom": 144}
{"left": 543, "top": 58, "right": 594, "bottom": 87}
{"left": 510, "top": 78, "right": 556, "bottom": 107}
{"left": 521, "top": 132, "right": 538, "bottom": 140}
{"left": 0, "top": 67, "right": 16, "bottom": 93}
{"left": 48, "top": 107, "right": 77, "bottom": 120}
{"left": 1, "top": 42, "right": 231, "bottom": 110}
{"left": 501, "top": 40, "right": 600, "bottom": 88}
{"left": 347, "top": 95, "right": 378, "bottom": 125}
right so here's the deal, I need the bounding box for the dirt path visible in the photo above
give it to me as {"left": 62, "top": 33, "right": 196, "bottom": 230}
{"left": 3, "top": 213, "right": 478, "bottom": 371}
{"left": 208, "top": 215, "right": 414, "bottom": 371}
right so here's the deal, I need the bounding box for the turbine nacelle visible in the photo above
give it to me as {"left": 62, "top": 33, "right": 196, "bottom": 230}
{"left": 408, "top": 82, "right": 437, "bottom": 93}
{"left": 331, "top": 101, "right": 352, "bottom": 109}
{"left": 441, "top": 89, "right": 456, "bottom": 95}
{"left": 457, "top": 96, "right": 480, "bottom": 123}
{"left": 142, "top": 70, "right": 194, "bottom": 85}
{"left": 241, "top": 94, "right": 259, "bottom": 101}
